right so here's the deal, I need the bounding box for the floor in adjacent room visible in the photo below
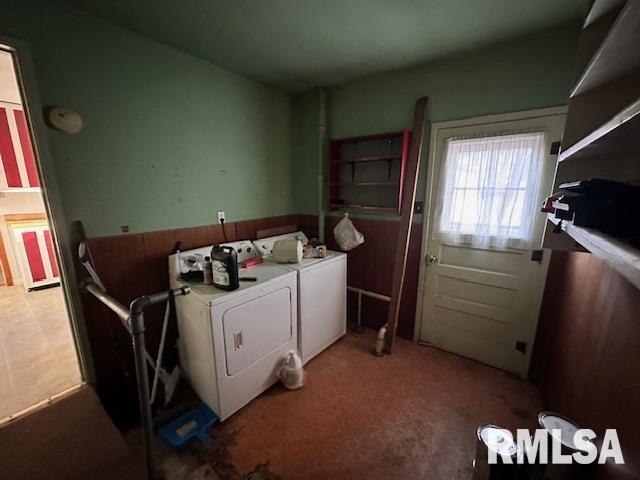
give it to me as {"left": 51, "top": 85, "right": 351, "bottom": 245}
{"left": 0, "top": 285, "right": 82, "bottom": 419}
{"left": 129, "top": 329, "right": 541, "bottom": 480}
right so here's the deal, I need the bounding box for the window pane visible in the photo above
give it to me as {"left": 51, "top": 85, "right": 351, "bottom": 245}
{"left": 435, "top": 132, "right": 544, "bottom": 248}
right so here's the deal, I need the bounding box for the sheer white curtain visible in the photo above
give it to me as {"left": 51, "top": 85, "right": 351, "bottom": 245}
{"left": 433, "top": 132, "right": 545, "bottom": 249}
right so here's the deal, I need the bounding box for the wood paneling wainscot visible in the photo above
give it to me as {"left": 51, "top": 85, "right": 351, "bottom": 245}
{"left": 77, "top": 214, "right": 317, "bottom": 424}
{"left": 324, "top": 216, "right": 423, "bottom": 341}
{"left": 531, "top": 250, "right": 640, "bottom": 480}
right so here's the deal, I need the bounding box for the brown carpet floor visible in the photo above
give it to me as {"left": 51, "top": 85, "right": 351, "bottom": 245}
{"left": 183, "top": 329, "right": 542, "bottom": 480}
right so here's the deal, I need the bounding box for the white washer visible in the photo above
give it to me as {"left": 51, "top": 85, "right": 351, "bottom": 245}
{"left": 254, "top": 232, "right": 347, "bottom": 364}
{"left": 169, "top": 244, "right": 297, "bottom": 421}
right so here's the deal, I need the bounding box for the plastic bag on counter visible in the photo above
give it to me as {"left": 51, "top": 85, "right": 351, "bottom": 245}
{"left": 333, "top": 213, "right": 364, "bottom": 251}
{"left": 277, "top": 350, "right": 305, "bottom": 390}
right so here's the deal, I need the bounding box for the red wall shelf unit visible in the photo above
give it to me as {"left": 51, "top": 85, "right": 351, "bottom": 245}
{"left": 327, "top": 130, "right": 411, "bottom": 215}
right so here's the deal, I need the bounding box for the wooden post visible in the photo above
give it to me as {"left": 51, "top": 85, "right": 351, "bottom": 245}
{"left": 0, "top": 225, "right": 13, "bottom": 286}
{"left": 384, "top": 97, "right": 428, "bottom": 354}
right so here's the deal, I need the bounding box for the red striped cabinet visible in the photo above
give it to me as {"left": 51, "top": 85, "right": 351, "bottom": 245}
{"left": 12, "top": 224, "right": 60, "bottom": 289}
{"left": 0, "top": 102, "right": 39, "bottom": 190}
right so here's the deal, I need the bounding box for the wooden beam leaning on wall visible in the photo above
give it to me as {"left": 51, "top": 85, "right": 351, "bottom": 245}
{"left": 384, "top": 97, "right": 429, "bottom": 354}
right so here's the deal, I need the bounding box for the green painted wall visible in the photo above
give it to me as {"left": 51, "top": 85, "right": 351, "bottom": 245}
{"left": 331, "top": 24, "right": 580, "bottom": 136}
{"left": 293, "top": 24, "right": 581, "bottom": 215}
{"left": 292, "top": 90, "right": 320, "bottom": 215}
{"left": 0, "top": 0, "right": 294, "bottom": 237}
{"left": 1, "top": 0, "right": 580, "bottom": 233}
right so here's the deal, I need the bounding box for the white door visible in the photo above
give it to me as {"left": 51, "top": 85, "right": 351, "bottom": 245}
{"left": 417, "top": 108, "right": 566, "bottom": 377}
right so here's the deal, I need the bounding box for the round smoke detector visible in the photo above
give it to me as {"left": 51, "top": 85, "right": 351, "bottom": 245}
{"left": 47, "top": 107, "right": 83, "bottom": 134}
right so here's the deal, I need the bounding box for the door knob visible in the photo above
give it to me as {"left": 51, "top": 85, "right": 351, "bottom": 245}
{"left": 426, "top": 254, "right": 438, "bottom": 265}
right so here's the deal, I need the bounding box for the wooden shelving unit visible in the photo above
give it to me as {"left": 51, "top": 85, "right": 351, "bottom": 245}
{"left": 327, "top": 130, "right": 411, "bottom": 215}
{"left": 330, "top": 154, "right": 402, "bottom": 165}
{"left": 329, "top": 181, "right": 398, "bottom": 187}
{"left": 558, "top": 95, "right": 640, "bottom": 161}
{"left": 328, "top": 203, "right": 397, "bottom": 212}
{"left": 584, "top": 0, "right": 625, "bottom": 26}
{"left": 572, "top": 1, "right": 640, "bottom": 96}
{"left": 547, "top": 215, "right": 640, "bottom": 290}
{"left": 543, "top": 0, "right": 640, "bottom": 287}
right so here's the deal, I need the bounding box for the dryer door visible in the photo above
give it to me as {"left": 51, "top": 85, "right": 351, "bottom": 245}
{"left": 222, "top": 287, "right": 293, "bottom": 376}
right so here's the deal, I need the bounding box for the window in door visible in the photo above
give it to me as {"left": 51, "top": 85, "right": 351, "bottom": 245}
{"left": 434, "top": 132, "right": 545, "bottom": 249}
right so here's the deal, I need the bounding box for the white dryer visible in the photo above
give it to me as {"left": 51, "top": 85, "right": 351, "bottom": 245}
{"left": 169, "top": 244, "right": 297, "bottom": 421}
{"left": 254, "top": 232, "right": 347, "bottom": 364}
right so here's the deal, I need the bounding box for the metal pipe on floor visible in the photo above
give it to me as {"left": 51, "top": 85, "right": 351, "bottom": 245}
{"left": 129, "top": 308, "right": 155, "bottom": 479}
{"left": 346, "top": 287, "right": 391, "bottom": 303}
{"left": 347, "top": 286, "right": 391, "bottom": 333}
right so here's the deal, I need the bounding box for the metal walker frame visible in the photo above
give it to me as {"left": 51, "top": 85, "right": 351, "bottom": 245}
{"left": 84, "top": 282, "right": 190, "bottom": 479}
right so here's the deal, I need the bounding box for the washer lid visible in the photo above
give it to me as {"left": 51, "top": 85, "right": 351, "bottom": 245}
{"left": 478, "top": 425, "right": 518, "bottom": 457}
{"left": 279, "top": 249, "right": 346, "bottom": 271}
{"left": 538, "top": 412, "right": 583, "bottom": 451}
{"left": 254, "top": 231, "right": 309, "bottom": 258}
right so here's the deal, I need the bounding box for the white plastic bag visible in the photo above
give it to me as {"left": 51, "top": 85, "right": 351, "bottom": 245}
{"left": 277, "top": 350, "right": 305, "bottom": 390}
{"left": 333, "top": 213, "right": 364, "bottom": 251}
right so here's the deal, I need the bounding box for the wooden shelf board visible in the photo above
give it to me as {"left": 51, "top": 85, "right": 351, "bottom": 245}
{"left": 584, "top": 0, "right": 625, "bottom": 27}
{"left": 329, "top": 181, "right": 397, "bottom": 187}
{"left": 329, "top": 203, "right": 397, "bottom": 212}
{"left": 331, "top": 155, "right": 401, "bottom": 165}
{"left": 559, "top": 95, "right": 640, "bottom": 161}
{"left": 0, "top": 187, "right": 41, "bottom": 193}
{"left": 572, "top": 1, "right": 640, "bottom": 97}
{"left": 547, "top": 214, "right": 640, "bottom": 290}
{"left": 331, "top": 130, "right": 406, "bottom": 144}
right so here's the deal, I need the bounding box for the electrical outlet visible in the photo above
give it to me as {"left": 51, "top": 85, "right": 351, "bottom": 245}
{"left": 217, "top": 211, "right": 225, "bottom": 223}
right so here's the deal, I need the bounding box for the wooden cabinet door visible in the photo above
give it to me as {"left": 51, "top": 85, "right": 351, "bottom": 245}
{"left": 12, "top": 224, "right": 59, "bottom": 289}
{"left": 0, "top": 103, "right": 39, "bottom": 190}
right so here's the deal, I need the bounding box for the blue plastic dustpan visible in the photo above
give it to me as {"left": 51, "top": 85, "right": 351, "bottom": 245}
{"left": 158, "top": 403, "right": 219, "bottom": 449}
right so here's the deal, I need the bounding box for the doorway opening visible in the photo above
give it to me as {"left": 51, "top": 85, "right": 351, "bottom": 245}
{"left": 0, "top": 44, "right": 81, "bottom": 420}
